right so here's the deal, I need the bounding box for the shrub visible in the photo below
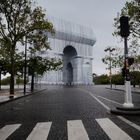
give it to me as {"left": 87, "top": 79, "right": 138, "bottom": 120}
{"left": 1, "top": 77, "right": 10, "bottom": 85}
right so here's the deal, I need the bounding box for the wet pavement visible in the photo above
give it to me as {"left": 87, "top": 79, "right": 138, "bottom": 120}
{"left": 0, "top": 85, "right": 140, "bottom": 139}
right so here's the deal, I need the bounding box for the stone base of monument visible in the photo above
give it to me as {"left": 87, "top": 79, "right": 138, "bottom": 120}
{"left": 110, "top": 106, "right": 140, "bottom": 115}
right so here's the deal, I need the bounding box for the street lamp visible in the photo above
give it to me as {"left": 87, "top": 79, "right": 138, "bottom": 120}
{"left": 104, "top": 47, "right": 115, "bottom": 89}
{"left": 24, "top": 36, "right": 27, "bottom": 95}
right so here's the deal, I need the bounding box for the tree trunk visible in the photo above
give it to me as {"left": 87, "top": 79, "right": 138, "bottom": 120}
{"left": 10, "top": 72, "right": 14, "bottom": 97}
{"left": 10, "top": 47, "right": 15, "bottom": 97}
{"left": 133, "top": 84, "right": 136, "bottom": 88}
{"left": 0, "top": 70, "right": 1, "bottom": 90}
{"left": 31, "top": 72, "right": 34, "bottom": 92}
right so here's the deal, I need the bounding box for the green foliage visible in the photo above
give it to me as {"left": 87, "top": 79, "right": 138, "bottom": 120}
{"left": 0, "top": 0, "right": 55, "bottom": 94}
{"left": 102, "top": 46, "right": 123, "bottom": 70}
{"left": 27, "top": 54, "right": 62, "bottom": 91}
{"left": 0, "top": 47, "right": 24, "bottom": 75}
{"left": 114, "top": 0, "right": 140, "bottom": 38}
{"left": 105, "top": 1, "right": 140, "bottom": 73}
{"left": 93, "top": 74, "right": 110, "bottom": 85}
{"left": 28, "top": 56, "right": 62, "bottom": 76}
{"left": 93, "top": 71, "right": 140, "bottom": 86}
{"left": 134, "top": 55, "right": 140, "bottom": 70}
{"left": 130, "top": 71, "right": 140, "bottom": 86}
{"left": 1, "top": 76, "right": 26, "bottom": 85}
{"left": 16, "top": 78, "right": 25, "bottom": 85}
{"left": 112, "top": 74, "right": 124, "bottom": 85}
{"left": 113, "top": 1, "right": 140, "bottom": 70}
{"left": 128, "top": 39, "right": 140, "bottom": 70}
{"left": 1, "top": 77, "right": 10, "bottom": 85}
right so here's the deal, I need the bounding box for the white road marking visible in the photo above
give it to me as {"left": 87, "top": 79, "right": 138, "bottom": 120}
{"left": 26, "top": 122, "right": 52, "bottom": 140}
{"left": 96, "top": 118, "right": 133, "bottom": 140}
{"left": 78, "top": 88, "right": 110, "bottom": 111}
{"left": 97, "top": 95, "right": 122, "bottom": 106}
{"left": 67, "top": 120, "right": 89, "bottom": 140}
{"left": 117, "top": 116, "right": 140, "bottom": 131}
{"left": 0, "top": 124, "right": 21, "bottom": 140}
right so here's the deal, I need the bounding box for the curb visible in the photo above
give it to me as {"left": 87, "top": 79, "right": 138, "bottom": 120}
{"left": 110, "top": 107, "right": 140, "bottom": 115}
{"left": 106, "top": 87, "right": 140, "bottom": 94}
{"left": 0, "top": 89, "right": 47, "bottom": 106}
{"left": 106, "top": 87, "right": 124, "bottom": 91}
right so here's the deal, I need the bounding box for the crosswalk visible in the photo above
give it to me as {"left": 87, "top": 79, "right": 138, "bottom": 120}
{"left": 26, "top": 122, "right": 52, "bottom": 140}
{"left": 0, "top": 117, "right": 139, "bottom": 140}
{"left": 0, "top": 124, "right": 21, "bottom": 140}
{"left": 96, "top": 118, "right": 133, "bottom": 140}
{"left": 67, "top": 120, "right": 89, "bottom": 140}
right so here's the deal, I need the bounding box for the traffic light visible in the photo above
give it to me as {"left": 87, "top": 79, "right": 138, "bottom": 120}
{"left": 120, "top": 16, "right": 130, "bottom": 37}
{"left": 128, "top": 57, "right": 134, "bottom": 66}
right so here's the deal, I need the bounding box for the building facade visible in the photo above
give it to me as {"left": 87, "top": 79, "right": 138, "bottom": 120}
{"left": 36, "top": 17, "right": 96, "bottom": 85}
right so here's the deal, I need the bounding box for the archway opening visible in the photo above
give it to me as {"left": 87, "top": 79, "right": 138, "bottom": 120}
{"left": 63, "top": 46, "right": 77, "bottom": 84}
{"left": 63, "top": 46, "right": 77, "bottom": 57}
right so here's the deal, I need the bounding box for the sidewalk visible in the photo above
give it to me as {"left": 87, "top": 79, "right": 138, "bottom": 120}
{"left": 0, "top": 84, "right": 46, "bottom": 105}
{"left": 106, "top": 85, "right": 140, "bottom": 94}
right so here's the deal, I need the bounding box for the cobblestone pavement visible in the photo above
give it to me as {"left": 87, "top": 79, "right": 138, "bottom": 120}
{"left": 0, "top": 85, "right": 140, "bottom": 140}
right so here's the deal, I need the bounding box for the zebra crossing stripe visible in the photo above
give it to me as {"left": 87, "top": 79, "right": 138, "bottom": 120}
{"left": 117, "top": 116, "right": 140, "bottom": 131}
{"left": 67, "top": 120, "right": 89, "bottom": 140}
{"left": 96, "top": 118, "right": 133, "bottom": 140}
{"left": 0, "top": 124, "right": 21, "bottom": 140}
{"left": 26, "top": 122, "right": 52, "bottom": 140}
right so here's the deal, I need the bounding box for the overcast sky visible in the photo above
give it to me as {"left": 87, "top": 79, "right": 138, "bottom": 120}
{"left": 36, "top": 0, "right": 129, "bottom": 75}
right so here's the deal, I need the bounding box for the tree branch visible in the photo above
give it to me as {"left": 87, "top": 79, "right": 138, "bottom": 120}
{"left": 0, "top": 22, "right": 6, "bottom": 38}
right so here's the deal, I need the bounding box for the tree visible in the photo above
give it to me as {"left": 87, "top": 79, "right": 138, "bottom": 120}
{"left": 102, "top": 46, "right": 123, "bottom": 70}
{"left": 93, "top": 73, "right": 126, "bottom": 85}
{"left": 113, "top": 0, "right": 140, "bottom": 76}
{"left": 130, "top": 71, "right": 140, "bottom": 87}
{"left": 114, "top": 0, "right": 140, "bottom": 38}
{"left": 93, "top": 74, "right": 110, "bottom": 85}
{"left": 0, "top": 46, "right": 24, "bottom": 90}
{"left": 112, "top": 74, "right": 124, "bottom": 85}
{"left": 28, "top": 55, "right": 62, "bottom": 91}
{"left": 0, "top": 0, "right": 54, "bottom": 95}
{"left": 128, "top": 39, "right": 140, "bottom": 71}
{"left": 134, "top": 55, "right": 140, "bottom": 70}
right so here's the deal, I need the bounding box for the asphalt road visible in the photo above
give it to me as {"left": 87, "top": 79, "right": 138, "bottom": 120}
{"left": 0, "top": 85, "right": 140, "bottom": 140}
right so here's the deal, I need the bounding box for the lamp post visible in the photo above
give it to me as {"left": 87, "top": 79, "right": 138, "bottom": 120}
{"left": 24, "top": 36, "right": 27, "bottom": 95}
{"left": 104, "top": 47, "right": 115, "bottom": 89}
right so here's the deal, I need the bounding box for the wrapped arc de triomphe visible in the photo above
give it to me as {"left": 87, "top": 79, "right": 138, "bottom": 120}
{"left": 35, "top": 17, "right": 96, "bottom": 85}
